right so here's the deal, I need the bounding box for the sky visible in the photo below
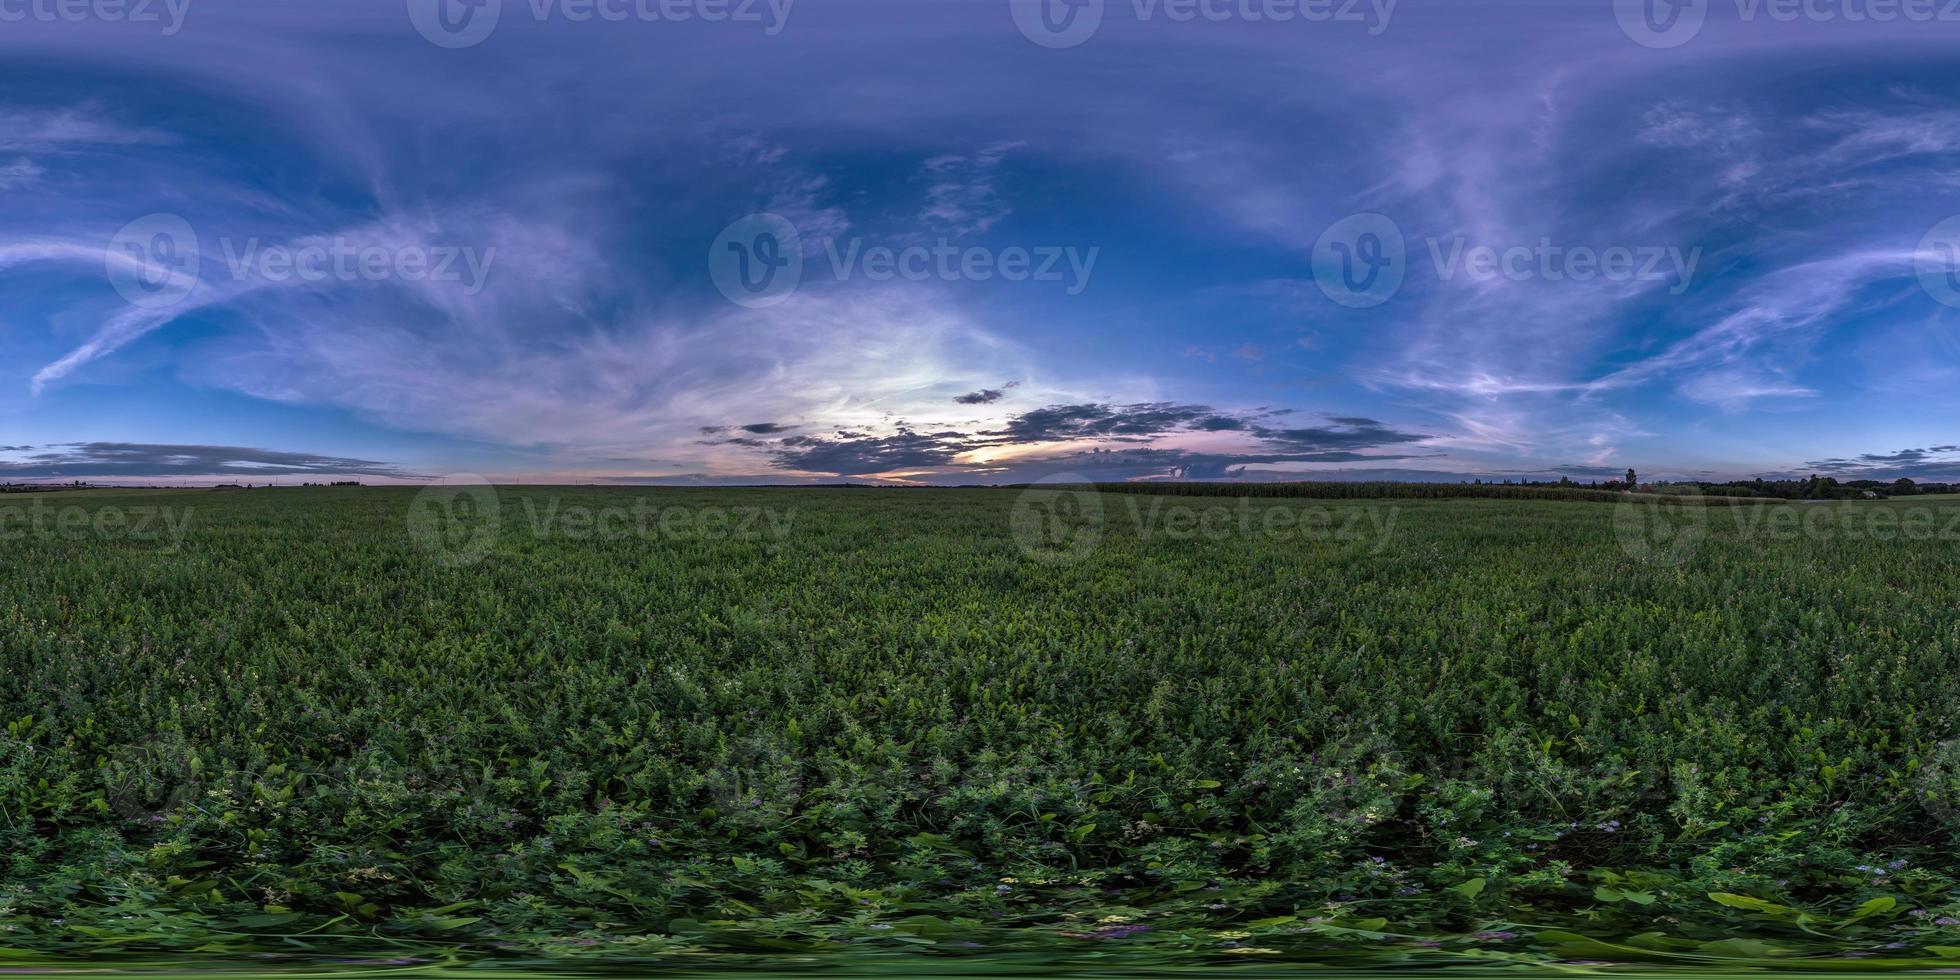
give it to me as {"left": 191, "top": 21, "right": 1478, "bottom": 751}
{"left": 3, "top": 0, "right": 1960, "bottom": 485}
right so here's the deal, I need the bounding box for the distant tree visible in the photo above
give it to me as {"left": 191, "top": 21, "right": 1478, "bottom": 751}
{"left": 1893, "top": 477, "right": 1919, "bottom": 496}
{"left": 1625, "top": 468, "right": 1637, "bottom": 489}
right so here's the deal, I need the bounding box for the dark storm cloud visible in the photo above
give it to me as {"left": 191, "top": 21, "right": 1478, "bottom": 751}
{"left": 749, "top": 402, "right": 1434, "bottom": 480}
{"left": 973, "top": 404, "right": 1427, "bottom": 453}
{"left": 1196, "top": 415, "right": 1250, "bottom": 431}
{"left": 767, "top": 428, "right": 984, "bottom": 476}
{"left": 1804, "top": 446, "right": 1960, "bottom": 480}
{"left": 741, "top": 423, "right": 796, "bottom": 434}
{"left": 980, "top": 402, "right": 1227, "bottom": 443}
{"left": 0, "top": 443, "right": 413, "bottom": 478}
{"left": 1256, "top": 418, "right": 1429, "bottom": 452}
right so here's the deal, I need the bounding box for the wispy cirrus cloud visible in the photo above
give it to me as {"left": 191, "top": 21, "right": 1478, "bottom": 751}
{"left": 2, "top": 2, "right": 1957, "bottom": 486}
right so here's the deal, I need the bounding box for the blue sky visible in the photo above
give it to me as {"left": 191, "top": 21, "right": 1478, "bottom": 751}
{"left": 3, "top": 0, "right": 1960, "bottom": 484}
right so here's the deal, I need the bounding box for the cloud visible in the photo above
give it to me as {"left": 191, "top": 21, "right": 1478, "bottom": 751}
{"left": 954, "top": 388, "right": 1004, "bottom": 405}
{"left": 1805, "top": 446, "right": 1960, "bottom": 480}
{"left": 0, "top": 106, "right": 166, "bottom": 152}
{"left": 920, "top": 141, "right": 1022, "bottom": 237}
{"left": 740, "top": 422, "right": 796, "bottom": 434}
{"left": 768, "top": 428, "right": 982, "bottom": 476}
{"left": 0, "top": 443, "right": 412, "bottom": 479}
{"left": 741, "top": 402, "right": 1433, "bottom": 481}
{"left": 0, "top": 158, "right": 43, "bottom": 192}
{"left": 1258, "top": 417, "right": 1431, "bottom": 452}
{"left": 981, "top": 402, "right": 1225, "bottom": 444}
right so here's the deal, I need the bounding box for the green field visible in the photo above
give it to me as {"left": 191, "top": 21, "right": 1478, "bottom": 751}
{"left": 5, "top": 486, "right": 1960, "bottom": 974}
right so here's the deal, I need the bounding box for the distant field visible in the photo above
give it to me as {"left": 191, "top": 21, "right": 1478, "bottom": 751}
{"left": 4, "top": 486, "right": 1960, "bottom": 972}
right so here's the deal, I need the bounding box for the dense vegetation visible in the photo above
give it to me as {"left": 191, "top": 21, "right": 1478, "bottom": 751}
{"left": 5, "top": 486, "right": 1960, "bottom": 973}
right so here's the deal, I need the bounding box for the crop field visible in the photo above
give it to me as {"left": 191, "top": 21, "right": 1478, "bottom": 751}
{"left": 5, "top": 485, "right": 1960, "bottom": 974}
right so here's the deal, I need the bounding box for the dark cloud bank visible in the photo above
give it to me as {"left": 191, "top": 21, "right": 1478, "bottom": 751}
{"left": 696, "top": 401, "right": 1438, "bottom": 482}
{"left": 0, "top": 443, "right": 414, "bottom": 479}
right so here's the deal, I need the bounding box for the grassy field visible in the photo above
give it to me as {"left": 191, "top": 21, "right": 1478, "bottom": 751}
{"left": 4, "top": 485, "right": 1960, "bottom": 973}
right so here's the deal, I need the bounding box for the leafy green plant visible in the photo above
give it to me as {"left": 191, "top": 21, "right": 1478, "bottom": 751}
{"left": 3, "top": 487, "right": 1959, "bottom": 972}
